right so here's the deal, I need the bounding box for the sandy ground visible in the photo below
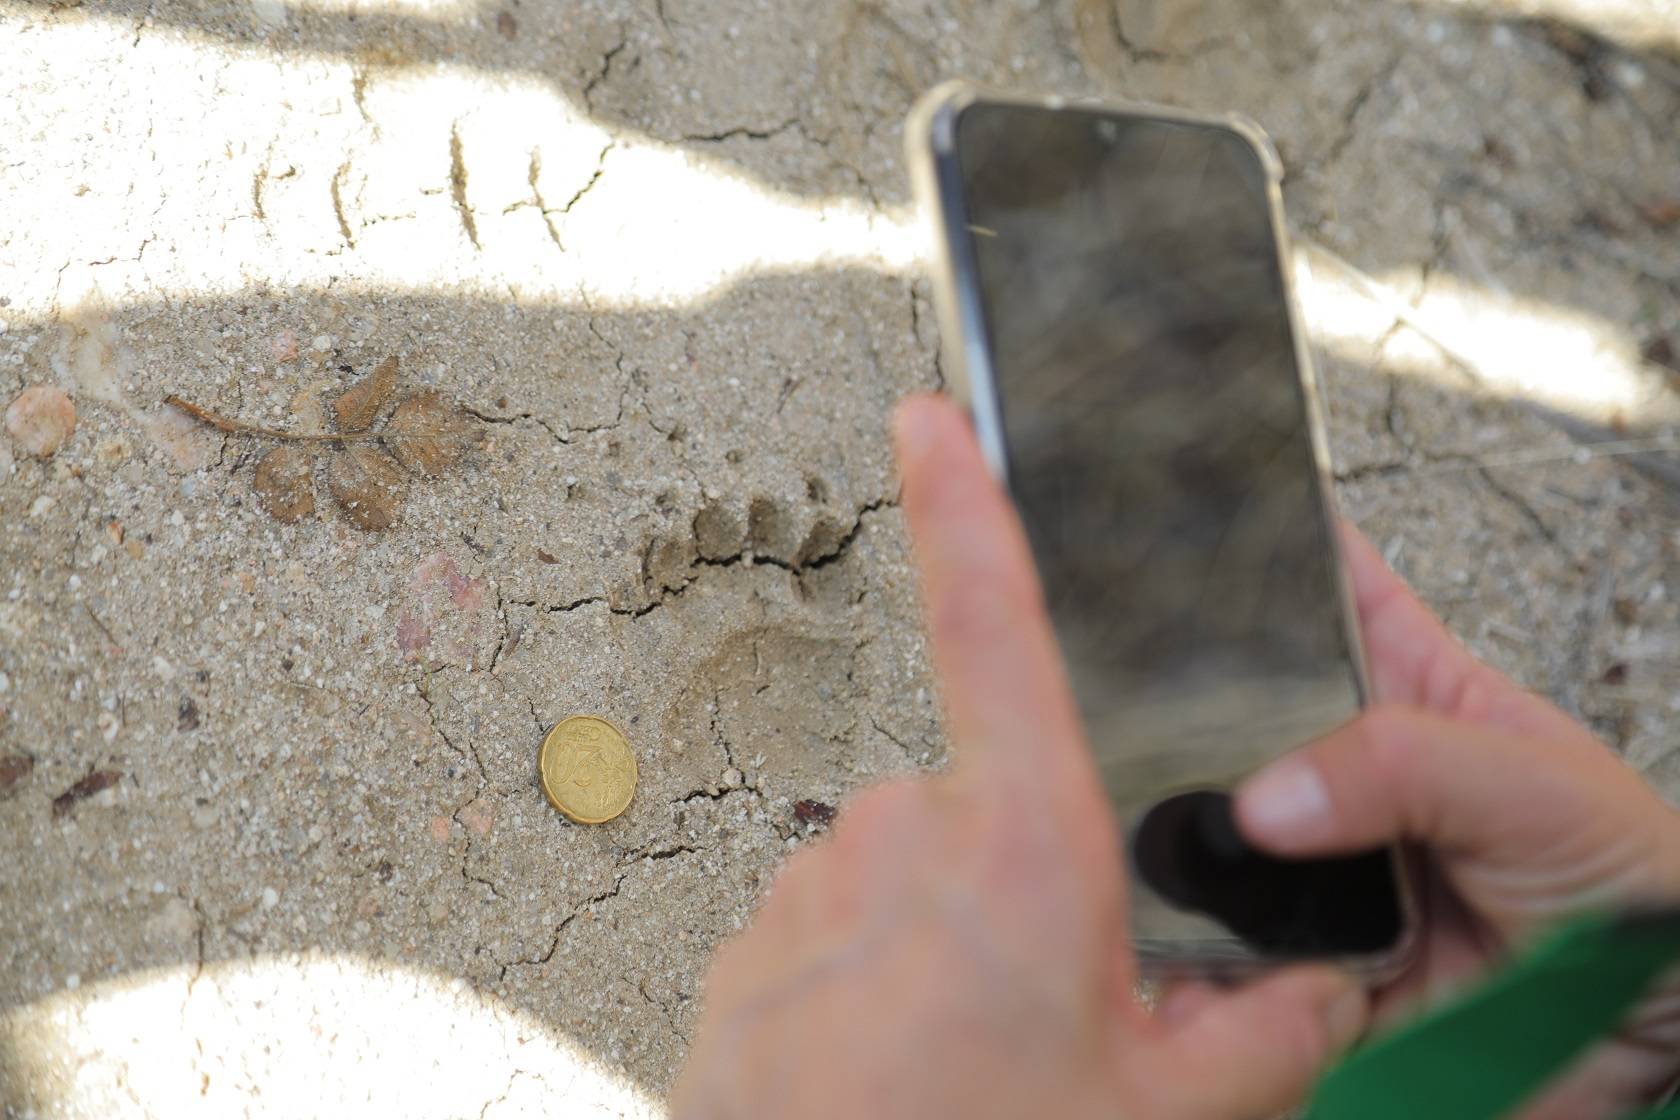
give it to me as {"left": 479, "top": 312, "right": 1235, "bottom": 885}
{"left": 2, "top": 0, "right": 1678, "bottom": 1115}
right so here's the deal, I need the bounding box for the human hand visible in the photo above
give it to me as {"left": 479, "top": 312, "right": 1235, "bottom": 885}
{"left": 1230, "top": 527, "right": 1680, "bottom": 1119}
{"left": 670, "top": 394, "right": 1369, "bottom": 1119}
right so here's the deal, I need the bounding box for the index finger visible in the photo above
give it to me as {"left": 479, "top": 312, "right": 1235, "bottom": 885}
{"left": 895, "top": 394, "right": 1105, "bottom": 815}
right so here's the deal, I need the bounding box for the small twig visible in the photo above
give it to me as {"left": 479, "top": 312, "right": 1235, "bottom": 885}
{"left": 1301, "top": 240, "right": 1490, "bottom": 382}
{"left": 165, "top": 395, "right": 379, "bottom": 442}
{"left": 1303, "top": 241, "right": 1680, "bottom": 489}
{"left": 83, "top": 602, "right": 120, "bottom": 647}
{"left": 1407, "top": 436, "right": 1680, "bottom": 478}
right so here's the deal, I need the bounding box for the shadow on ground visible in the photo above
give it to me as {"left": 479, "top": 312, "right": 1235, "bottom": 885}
{"left": 2, "top": 260, "right": 1676, "bottom": 1112}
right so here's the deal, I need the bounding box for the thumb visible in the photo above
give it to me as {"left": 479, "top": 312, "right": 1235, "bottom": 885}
{"left": 1234, "top": 705, "right": 1647, "bottom": 863}
{"left": 1131, "top": 967, "right": 1366, "bottom": 1117}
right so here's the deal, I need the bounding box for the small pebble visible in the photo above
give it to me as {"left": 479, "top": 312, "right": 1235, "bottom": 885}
{"left": 97, "top": 712, "right": 120, "bottom": 744}
{"left": 269, "top": 329, "right": 299, "bottom": 362}
{"left": 459, "top": 799, "right": 494, "bottom": 837}
{"left": 260, "top": 886, "right": 279, "bottom": 909}
{"left": 1613, "top": 60, "right": 1646, "bottom": 90}
{"left": 65, "top": 974, "right": 80, "bottom": 991}
{"left": 5, "top": 385, "right": 76, "bottom": 458}
{"left": 145, "top": 898, "right": 198, "bottom": 943}
{"left": 94, "top": 438, "right": 132, "bottom": 466}
{"left": 722, "top": 768, "right": 743, "bottom": 787}
{"left": 0, "top": 751, "right": 30, "bottom": 792}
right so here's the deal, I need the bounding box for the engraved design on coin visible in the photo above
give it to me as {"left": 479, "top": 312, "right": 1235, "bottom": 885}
{"left": 539, "top": 715, "right": 637, "bottom": 825}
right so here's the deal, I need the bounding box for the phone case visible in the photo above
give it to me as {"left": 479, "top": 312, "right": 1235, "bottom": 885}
{"left": 904, "top": 80, "right": 1416, "bottom": 979}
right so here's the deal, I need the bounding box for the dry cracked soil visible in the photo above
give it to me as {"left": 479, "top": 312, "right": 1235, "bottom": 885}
{"left": 2, "top": 0, "right": 1679, "bottom": 1115}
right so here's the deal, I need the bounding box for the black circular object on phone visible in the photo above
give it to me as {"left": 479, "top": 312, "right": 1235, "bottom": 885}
{"left": 1132, "top": 789, "right": 1402, "bottom": 956}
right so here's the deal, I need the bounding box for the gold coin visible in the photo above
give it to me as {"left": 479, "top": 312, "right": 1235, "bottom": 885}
{"left": 539, "top": 715, "right": 637, "bottom": 825}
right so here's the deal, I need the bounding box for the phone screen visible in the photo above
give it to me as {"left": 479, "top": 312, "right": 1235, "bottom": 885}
{"left": 949, "top": 102, "right": 1403, "bottom": 960}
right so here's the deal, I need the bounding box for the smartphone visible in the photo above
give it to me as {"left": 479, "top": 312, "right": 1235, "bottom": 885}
{"left": 906, "top": 83, "right": 1413, "bottom": 974}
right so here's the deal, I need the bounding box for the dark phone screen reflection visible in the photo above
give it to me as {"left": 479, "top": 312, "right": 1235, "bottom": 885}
{"left": 952, "top": 103, "right": 1401, "bottom": 959}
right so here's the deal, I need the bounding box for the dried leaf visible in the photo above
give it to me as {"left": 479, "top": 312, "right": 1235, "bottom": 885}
{"left": 0, "top": 752, "right": 33, "bottom": 797}
{"left": 1641, "top": 335, "right": 1677, "bottom": 374}
{"left": 384, "top": 390, "right": 473, "bottom": 476}
{"left": 52, "top": 769, "right": 121, "bottom": 818}
{"left": 252, "top": 445, "right": 316, "bottom": 523}
{"left": 536, "top": 549, "right": 558, "bottom": 564}
{"left": 498, "top": 621, "right": 524, "bottom": 664}
{"left": 165, "top": 394, "right": 244, "bottom": 434}
{"left": 1480, "top": 135, "right": 1515, "bottom": 170}
{"left": 1541, "top": 19, "right": 1593, "bottom": 63}
{"left": 328, "top": 445, "right": 407, "bottom": 531}
{"left": 333, "top": 354, "right": 399, "bottom": 433}
{"left": 793, "top": 799, "right": 837, "bottom": 827}
{"left": 1638, "top": 200, "right": 1680, "bottom": 229}
{"left": 1576, "top": 208, "right": 1622, "bottom": 237}
{"left": 169, "top": 394, "right": 379, "bottom": 443}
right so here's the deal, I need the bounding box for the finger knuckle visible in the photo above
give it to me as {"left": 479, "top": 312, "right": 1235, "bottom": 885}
{"left": 1356, "top": 706, "right": 1422, "bottom": 780}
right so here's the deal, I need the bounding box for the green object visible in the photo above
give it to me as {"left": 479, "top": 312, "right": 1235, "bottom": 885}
{"left": 1304, "top": 909, "right": 1680, "bottom": 1120}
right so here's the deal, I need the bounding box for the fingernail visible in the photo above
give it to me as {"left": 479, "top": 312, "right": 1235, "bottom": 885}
{"left": 1325, "top": 985, "right": 1368, "bottom": 1051}
{"left": 1238, "top": 758, "right": 1332, "bottom": 842}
